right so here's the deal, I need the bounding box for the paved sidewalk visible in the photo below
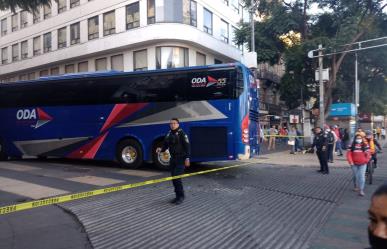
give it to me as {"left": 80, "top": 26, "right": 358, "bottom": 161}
{"left": 254, "top": 142, "right": 387, "bottom": 249}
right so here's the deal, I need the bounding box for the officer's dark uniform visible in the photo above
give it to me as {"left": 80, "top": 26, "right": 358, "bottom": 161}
{"left": 161, "top": 127, "right": 190, "bottom": 203}
{"left": 312, "top": 129, "right": 329, "bottom": 174}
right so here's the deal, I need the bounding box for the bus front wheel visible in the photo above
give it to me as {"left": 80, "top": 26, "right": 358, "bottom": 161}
{"left": 152, "top": 140, "right": 171, "bottom": 170}
{"left": 116, "top": 139, "right": 143, "bottom": 169}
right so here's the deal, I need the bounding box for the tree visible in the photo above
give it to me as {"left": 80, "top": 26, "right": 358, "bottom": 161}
{"left": 236, "top": 0, "right": 387, "bottom": 115}
{"left": 0, "top": 0, "right": 53, "bottom": 12}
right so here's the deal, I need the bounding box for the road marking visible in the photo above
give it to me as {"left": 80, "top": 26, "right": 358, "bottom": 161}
{"left": 0, "top": 161, "right": 254, "bottom": 215}
{"left": 66, "top": 176, "right": 124, "bottom": 186}
{"left": 0, "top": 163, "right": 42, "bottom": 172}
{"left": 0, "top": 176, "right": 69, "bottom": 199}
{"left": 116, "top": 169, "right": 163, "bottom": 177}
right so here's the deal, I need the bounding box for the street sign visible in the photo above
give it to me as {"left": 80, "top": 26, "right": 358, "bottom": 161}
{"left": 315, "top": 68, "right": 330, "bottom": 81}
{"left": 290, "top": 115, "right": 299, "bottom": 124}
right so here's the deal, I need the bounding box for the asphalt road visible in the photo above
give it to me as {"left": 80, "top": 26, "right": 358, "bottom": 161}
{"left": 0, "top": 148, "right": 385, "bottom": 249}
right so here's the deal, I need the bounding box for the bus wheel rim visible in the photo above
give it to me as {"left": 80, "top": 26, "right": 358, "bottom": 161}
{"left": 158, "top": 150, "right": 170, "bottom": 166}
{"left": 122, "top": 146, "right": 137, "bottom": 164}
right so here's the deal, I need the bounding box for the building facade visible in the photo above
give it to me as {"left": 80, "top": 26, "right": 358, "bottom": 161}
{"left": 0, "top": 0, "right": 249, "bottom": 82}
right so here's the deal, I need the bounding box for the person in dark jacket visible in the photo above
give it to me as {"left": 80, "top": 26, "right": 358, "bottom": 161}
{"left": 367, "top": 183, "right": 387, "bottom": 249}
{"left": 157, "top": 118, "right": 190, "bottom": 205}
{"left": 311, "top": 127, "right": 329, "bottom": 174}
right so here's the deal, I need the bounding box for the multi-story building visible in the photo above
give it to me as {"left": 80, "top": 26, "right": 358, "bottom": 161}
{"left": 0, "top": 0, "right": 249, "bottom": 82}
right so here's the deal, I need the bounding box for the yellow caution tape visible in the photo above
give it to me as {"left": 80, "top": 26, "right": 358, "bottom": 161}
{"left": 263, "top": 135, "right": 306, "bottom": 138}
{"left": 0, "top": 161, "right": 254, "bottom": 215}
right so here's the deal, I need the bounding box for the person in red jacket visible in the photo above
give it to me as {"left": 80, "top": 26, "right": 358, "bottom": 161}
{"left": 347, "top": 134, "right": 371, "bottom": 196}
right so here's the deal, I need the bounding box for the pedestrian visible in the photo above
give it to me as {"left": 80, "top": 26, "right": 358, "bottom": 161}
{"left": 333, "top": 125, "right": 343, "bottom": 156}
{"left": 295, "top": 127, "right": 303, "bottom": 152}
{"left": 356, "top": 127, "right": 366, "bottom": 137}
{"left": 288, "top": 126, "right": 297, "bottom": 154}
{"left": 310, "top": 127, "right": 329, "bottom": 174}
{"left": 365, "top": 130, "right": 382, "bottom": 168}
{"left": 325, "top": 125, "right": 336, "bottom": 163}
{"left": 268, "top": 125, "right": 277, "bottom": 150}
{"left": 157, "top": 118, "right": 190, "bottom": 205}
{"left": 346, "top": 134, "right": 370, "bottom": 196}
{"left": 377, "top": 126, "right": 382, "bottom": 140}
{"left": 381, "top": 127, "right": 386, "bottom": 140}
{"left": 342, "top": 128, "right": 350, "bottom": 150}
{"left": 367, "top": 183, "right": 387, "bottom": 249}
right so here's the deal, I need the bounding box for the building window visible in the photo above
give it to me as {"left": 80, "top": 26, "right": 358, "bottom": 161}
{"left": 189, "top": 0, "right": 197, "bottom": 27}
{"left": 19, "top": 74, "right": 28, "bottom": 81}
{"left": 147, "top": 0, "right": 155, "bottom": 24}
{"left": 220, "top": 19, "right": 229, "bottom": 43}
{"left": 20, "top": 11, "right": 28, "bottom": 28}
{"left": 126, "top": 2, "right": 140, "bottom": 30}
{"left": 43, "top": 4, "right": 51, "bottom": 19}
{"left": 95, "top": 57, "right": 107, "bottom": 71}
{"left": 196, "top": 52, "right": 206, "bottom": 66}
{"left": 70, "top": 22, "right": 80, "bottom": 45}
{"left": 88, "top": 16, "right": 99, "bottom": 40}
{"left": 103, "top": 11, "right": 115, "bottom": 36}
{"left": 50, "top": 67, "right": 60, "bottom": 75}
{"left": 203, "top": 8, "right": 212, "bottom": 35}
{"left": 156, "top": 47, "right": 188, "bottom": 69}
{"left": 70, "top": 0, "right": 80, "bottom": 8}
{"left": 1, "top": 47, "right": 8, "bottom": 64}
{"left": 1, "top": 18, "right": 7, "bottom": 36}
{"left": 58, "top": 27, "right": 67, "bottom": 48}
{"left": 40, "top": 70, "right": 49, "bottom": 77}
{"left": 21, "top": 40, "right": 28, "bottom": 59}
{"left": 231, "top": 0, "right": 239, "bottom": 12}
{"left": 33, "top": 10, "right": 40, "bottom": 24}
{"left": 111, "top": 54, "right": 124, "bottom": 71}
{"left": 134, "top": 49, "right": 148, "bottom": 71}
{"left": 65, "top": 64, "right": 75, "bottom": 73}
{"left": 78, "top": 61, "right": 88, "bottom": 72}
{"left": 214, "top": 59, "right": 222, "bottom": 64}
{"left": 33, "top": 36, "right": 41, "bottom": 56}
{"left": 12, "top": 14, "right": 18, "bottom": 32}
{"left": 28, "top": 72, "right": 36, "bottom": 80}
{"left": 58, "top": 0, "right": 67, "bottom": 13}
{"left": 43, "top": 32, "right": 52, "bottom": 53}
{"left": 12, "top": 44, "right": 19, "bottom": 62}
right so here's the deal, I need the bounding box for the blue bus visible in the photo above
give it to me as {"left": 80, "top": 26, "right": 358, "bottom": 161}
{"left": 0, "top": 63, "right": 260, "bottom": 169}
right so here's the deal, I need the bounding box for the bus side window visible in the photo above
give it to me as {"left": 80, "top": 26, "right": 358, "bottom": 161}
{"left": 234, "top": 67, "right": 244, "bottom": 98}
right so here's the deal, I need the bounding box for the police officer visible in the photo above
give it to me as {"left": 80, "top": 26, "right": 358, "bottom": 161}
{"left": 157, "top": 118, "right": 190, "bottom": 205}
{"left": 311, "top": 127, "right": 329, "bottom": 174}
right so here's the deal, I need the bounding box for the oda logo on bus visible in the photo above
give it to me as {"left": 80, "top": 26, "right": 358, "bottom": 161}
{"left": 191, "top": 76, "right": 227, "bottom": 88}
{"left": 16, "top": 108, "right": 53, "bottom": 129}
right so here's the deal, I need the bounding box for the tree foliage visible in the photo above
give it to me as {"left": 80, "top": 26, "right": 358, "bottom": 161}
{"left": 0, "top": 0, "right": 53, "bottom": 12}
{"left": 236, "top": 0, "right": 387, "bottom": 115}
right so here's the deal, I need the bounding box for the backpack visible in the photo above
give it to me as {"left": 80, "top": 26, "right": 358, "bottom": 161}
{"left": 327, "top": 131, "right": 334, "bottom": 144}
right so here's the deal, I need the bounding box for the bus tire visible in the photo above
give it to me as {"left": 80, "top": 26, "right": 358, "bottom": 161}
{"left": 152, "top": 140, "right": 170, "bottom": 170}
{"left": 116, "top": 139, "right": 143, "bottom": 169}
{"left": 0, "top": 140, "right": 8, "bottom": 161}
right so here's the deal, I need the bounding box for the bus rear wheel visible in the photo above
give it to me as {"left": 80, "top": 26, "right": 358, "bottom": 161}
{"left": 116, "top": 139, "right": 143, "bottom": 169}
{"left": 152, "top": 140, "right": 171, "bottom": 170}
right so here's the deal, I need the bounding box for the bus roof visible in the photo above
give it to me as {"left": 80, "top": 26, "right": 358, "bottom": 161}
{"left": 3, "top": 63, "right": 246, "bottom": 86}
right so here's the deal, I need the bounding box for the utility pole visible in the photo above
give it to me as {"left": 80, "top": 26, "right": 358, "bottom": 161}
{"left": 355, "top": 51, "right": 359, "bottom": 126}
{"left": 250, "top": 0, "right": 255, "bottom": 52}
{"left": 318, "top": 44, "right": 324, "bottom": 128}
